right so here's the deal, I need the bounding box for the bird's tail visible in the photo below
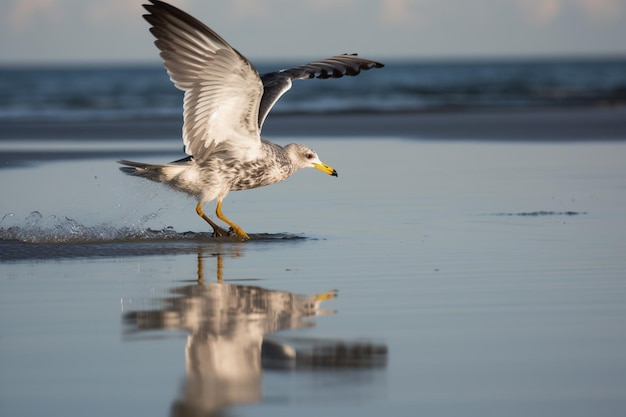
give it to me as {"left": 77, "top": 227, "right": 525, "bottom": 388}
{"left": 117, "top": 159, "right": 188, "bottom": 183}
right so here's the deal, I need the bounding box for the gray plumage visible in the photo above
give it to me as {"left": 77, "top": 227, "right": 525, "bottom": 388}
{"left": 118, "top": 0, "right": 383, "bottom": 239}
{"left": 258, "top": 55, "right": 384, "bottom": 127}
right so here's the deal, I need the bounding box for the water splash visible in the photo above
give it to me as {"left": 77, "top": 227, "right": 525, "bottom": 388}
{"left": 0, "top": 211, "right": 306, "bottom": 245}
{"left": 0, "top": 210, "right": 189, "bottom": 244}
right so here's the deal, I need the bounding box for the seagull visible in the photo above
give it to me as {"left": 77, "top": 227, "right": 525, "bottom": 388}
{"left": 119, "top": 0, "right": 384, "bottom": 240}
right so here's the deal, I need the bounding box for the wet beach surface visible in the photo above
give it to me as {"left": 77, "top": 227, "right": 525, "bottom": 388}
{"left": 2, "top": 110, "right": 626, "bottom": 416}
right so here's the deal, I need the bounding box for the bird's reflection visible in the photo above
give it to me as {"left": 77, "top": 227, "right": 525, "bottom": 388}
{"left": 124, "top": 248, "right": 386, "bottom": 416}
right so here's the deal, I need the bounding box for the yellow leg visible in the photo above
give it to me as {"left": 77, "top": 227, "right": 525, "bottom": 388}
{"left": 196, "top": 202, "right": 228, "bottom": 237}
{"left": 216, "top": 200, "right": 250, "bottom": 240}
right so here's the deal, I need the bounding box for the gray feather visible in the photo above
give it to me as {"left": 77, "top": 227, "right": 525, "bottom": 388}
{"left": 258, "top": 54, "right": 384, "bottom": 128}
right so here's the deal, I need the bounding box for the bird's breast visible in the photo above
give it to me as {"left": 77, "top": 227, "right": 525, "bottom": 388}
{"left": 229, "top": 160, "right": 293, "bottom": 191}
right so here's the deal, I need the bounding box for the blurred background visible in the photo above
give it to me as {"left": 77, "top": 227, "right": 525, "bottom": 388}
{"left": 1, "top": 0, "right": 626, "bottom": 125}
{"left": 2, "top": 0, "right": 625, "bottom": 63}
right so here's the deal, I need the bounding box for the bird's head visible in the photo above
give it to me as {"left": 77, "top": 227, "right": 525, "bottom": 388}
{"left": 285, "top": 144, "right": 338, "bottom": 177}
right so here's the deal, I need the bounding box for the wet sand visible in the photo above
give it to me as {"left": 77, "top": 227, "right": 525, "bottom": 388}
{"left": 2, "top": 107, "right": 625, "bottom": 170}
{"left": 2, "top": 107, "right": 625, "bottom": 141}
{"left": 2, "top": 108, "right": 626, "bottom": 416}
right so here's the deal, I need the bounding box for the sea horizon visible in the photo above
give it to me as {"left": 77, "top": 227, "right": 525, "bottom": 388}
{"left": 2, "top": 56, "right": 625, "bottom": 124}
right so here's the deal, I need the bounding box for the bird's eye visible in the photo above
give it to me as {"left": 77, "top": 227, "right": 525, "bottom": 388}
{"left": 305, "top": 153, "right": 314, "bottom": 159}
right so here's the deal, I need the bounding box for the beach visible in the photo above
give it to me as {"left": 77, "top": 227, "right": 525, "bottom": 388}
{"left": 2, "top": 107, "right": 626, "bottom": 416}
{"left": 3, "top": 106, "right": 626, "bottom": 141}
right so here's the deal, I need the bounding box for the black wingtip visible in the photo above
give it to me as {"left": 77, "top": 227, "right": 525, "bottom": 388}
{"left": 341, "top": 53, "right": 385, "bottom": 69}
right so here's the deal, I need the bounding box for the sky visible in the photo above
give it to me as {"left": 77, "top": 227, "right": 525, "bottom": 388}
{"left": 1, "top": 0, "right": 625, "bottom": 65}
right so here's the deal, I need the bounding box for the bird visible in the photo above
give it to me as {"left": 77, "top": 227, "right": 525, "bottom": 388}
{"left": 119, "top": 0, "right": 384, "bottom": 240}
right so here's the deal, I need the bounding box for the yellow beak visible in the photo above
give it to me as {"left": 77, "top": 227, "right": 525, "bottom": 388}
{"left": 314, "top": 162, "right": 338, "bottom": 177}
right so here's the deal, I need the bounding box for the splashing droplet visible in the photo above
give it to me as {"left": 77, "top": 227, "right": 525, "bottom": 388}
{"left": 1, "top": 213, "right": 15, "bottom": 222}
{"left": 25, "top": 211, "right": 43, "bottom": 226}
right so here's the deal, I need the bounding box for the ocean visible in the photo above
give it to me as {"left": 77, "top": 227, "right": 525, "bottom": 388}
{"left": 1, "top": 57, "right": 625, "bottom": 123}
{"left": 1, "top": 57, "right": 626, "bottom": 417}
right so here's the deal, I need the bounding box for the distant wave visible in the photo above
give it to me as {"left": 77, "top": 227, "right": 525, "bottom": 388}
{"left": 1, "top": 58, "right": 625, "bottom": 122}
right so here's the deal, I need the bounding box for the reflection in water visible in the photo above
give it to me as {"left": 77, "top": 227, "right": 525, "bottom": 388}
{"left": 124, "top": 250, "right": 387, "bottom": 416}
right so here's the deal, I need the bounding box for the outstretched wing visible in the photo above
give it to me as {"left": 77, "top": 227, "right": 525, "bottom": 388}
{"left": 258, "top": 54, "right": 384, "bottom": 128}
{"left": 144, "top": 0, "right": 263, "bottom": 162}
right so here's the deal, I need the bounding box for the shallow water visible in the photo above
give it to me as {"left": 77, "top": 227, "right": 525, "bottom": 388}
{"left": 1, "top": 138, "right": 626, "bottom": 416}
